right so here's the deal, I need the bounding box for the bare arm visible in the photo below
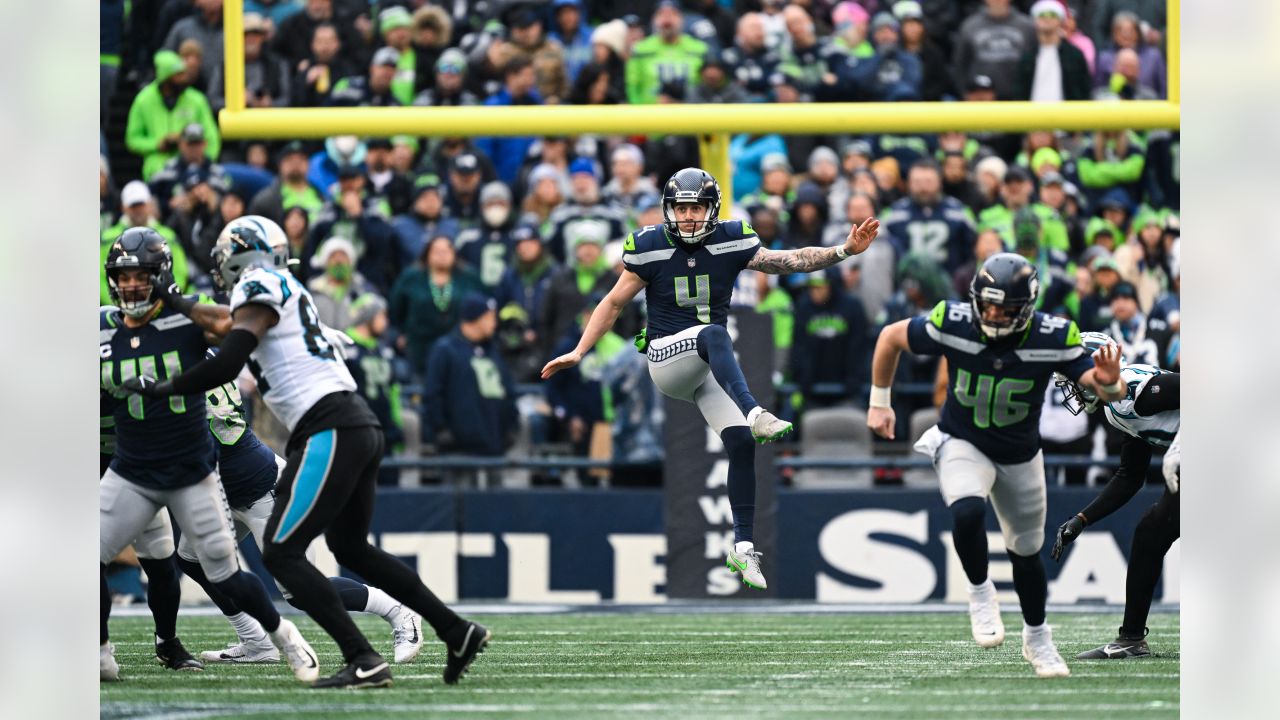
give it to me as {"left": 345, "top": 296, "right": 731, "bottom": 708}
{"left": 1075, "top": 343, "right": 1126, "bottom": 402}
{"left": 191, "top": 303, "right": 233, "bottom": 341}
{"left": 866, "top": 320, "right": 912, "bottom": 439}
{"left": 541, "top": 270, "right": 647, "bottom": 379}
{"left": 746, "top": 216, "right": 880, "bottom": 274}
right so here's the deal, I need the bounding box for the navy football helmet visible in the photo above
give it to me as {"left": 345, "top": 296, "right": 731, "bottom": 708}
{"left": 105, "top": 226, "right": 174, "bottom": 318}
{"left": 662, "top": 167, "right": 721, "bottom": 244}
{"left": 969, "top": 252, "right": 1039, "bottom": 340}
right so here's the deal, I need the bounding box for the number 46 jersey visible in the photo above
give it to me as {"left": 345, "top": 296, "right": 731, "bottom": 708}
{"left": 230, "top": 266, "right": 356, "bottom": 431}
{"left": 907, "top": 300, "right": 1094, "bottom": 464}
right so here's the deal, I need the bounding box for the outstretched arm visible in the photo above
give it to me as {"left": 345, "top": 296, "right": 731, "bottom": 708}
{"left": 1076, "top": 342, "right": 1126, "bottom": 402}
{"left": 541, "top": 270, "right": 647, "bottom": 379}
{"left": 123, "top": 304, "right": 279, "bottom": 397}
{"left": 747, "top": 217, "right": 879, "bottom": 274}
{"left": 866, "top": 319, "right": 911, "bottom": 439}
{"left": 152, "top": 277, "right": 234, "bottom": 340}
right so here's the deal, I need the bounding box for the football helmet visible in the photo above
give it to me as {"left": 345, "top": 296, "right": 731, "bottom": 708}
{"left": 969, "top": 252, "right": 1039, "bottom": 340}
{"left": 210, "top": 223, "right": 277, "bottom": 290}
{"left": 662, "top": 167, "right": 721, "bottom": 244}
{"left": 1053, "top": 331, "right": 1124, "bottom": 415}
{"left": 217, "top": 215, "right": 291, "bottom": 274}
{"left": 105, "top": 226, "right": 174, "bottom": 318}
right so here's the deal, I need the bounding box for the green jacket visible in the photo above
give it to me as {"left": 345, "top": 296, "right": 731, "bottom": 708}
{"left": 392, "top": 48, "right": 417, "bottom": 106}
{"left": 625, "top": 34, "right": 707, "bottom": 104}
{"left": 978, "top": 202, "right": 1069, "bottom": 252}
{"left": 125, "top": 82, "right": 221, "bottom": 180}
{"left": 99, "top": 220, "right": 189, "bottom": 306}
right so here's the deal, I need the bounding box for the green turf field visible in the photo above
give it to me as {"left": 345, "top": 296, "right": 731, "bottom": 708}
{"left": 101, "top": 610, "right": 1178, "bottom": 719}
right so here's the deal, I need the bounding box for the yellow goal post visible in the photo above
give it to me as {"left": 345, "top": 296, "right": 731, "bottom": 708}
{"left": 219, "top": 0, "right": 1179, "bottom": 215}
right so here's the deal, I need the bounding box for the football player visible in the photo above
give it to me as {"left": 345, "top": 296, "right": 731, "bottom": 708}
{"left": 100, "top": 228, "right": 318, "bottom": 682}
{"left": 1050, "top": 332, "right": 1180, "bottom": 659}
{"left": 125, "top": 227, "right": 488, "bottom": 689}
{"left": 867, "top": 253, "right": 1125, "bottom": 678}
{"left": 541, "top": 167, "right": 880, "bottom": 590}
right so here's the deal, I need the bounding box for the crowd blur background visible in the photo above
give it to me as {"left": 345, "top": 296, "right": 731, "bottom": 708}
{"left": 99, "top": 0, "right": 1179, "bottom": 488}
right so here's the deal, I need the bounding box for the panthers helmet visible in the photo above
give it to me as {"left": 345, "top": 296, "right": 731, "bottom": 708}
{"left": 662, "top": 167, "right": 721, "bottom": 244}
{"left": 217, "top": 215, "right": 290, "bottom": 275}
{"left": 210, "top": 223, "right": 277, "bottom": 290}
{"left": 969, "top": 252, "right": 1039, "bottom": 340}
{"left": 105, "top": 227, "right": 174, "bottom": 318}
{"left": 1054, "top": 331, "right": 1124, "bottom": 415}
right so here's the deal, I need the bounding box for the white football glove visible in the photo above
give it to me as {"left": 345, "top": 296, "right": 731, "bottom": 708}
{"left": 320, "top": 323, "right": 355, "bottom": 360}
{"left": 1162, "top": 430, "right": 1180, "bottom": 494}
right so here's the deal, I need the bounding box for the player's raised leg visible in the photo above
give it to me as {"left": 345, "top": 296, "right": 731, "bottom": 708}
{"left": 695, "top": 323, "right": 791, "bottom": 443}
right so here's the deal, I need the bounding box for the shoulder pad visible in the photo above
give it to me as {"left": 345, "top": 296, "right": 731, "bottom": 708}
{"left": 100, "top": 305, "right": 122, "bottom": 330}
{"left": 718, "top": 220, "right": 757, "bottom": 239}
{"left": 230, "top": 267, "right": 292, "bottom": 312}
{"left": 626, "top": 224, "right": 668, "bottom": 253}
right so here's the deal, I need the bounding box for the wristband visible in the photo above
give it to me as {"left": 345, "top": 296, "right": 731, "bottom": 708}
{"left": 1102, "top": 379, "right": 1124, "bottom": 395}
{"left": 869, "top": 385, "right": 892, "bottom": 408}
{"left": 835, "top": 245, "right": 849, "bottom": 260}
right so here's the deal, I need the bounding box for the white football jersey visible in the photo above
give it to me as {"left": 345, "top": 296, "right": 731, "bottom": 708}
{"left": 230, "top": 267, "right": 356, "bottom": 431}
{"left": 1102, "top": 364, "right": 1180, "bottom": 447}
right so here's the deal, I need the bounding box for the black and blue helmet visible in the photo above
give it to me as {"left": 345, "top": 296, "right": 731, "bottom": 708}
{"left": 662, "top": 167, "right": 721, "bottom": 244}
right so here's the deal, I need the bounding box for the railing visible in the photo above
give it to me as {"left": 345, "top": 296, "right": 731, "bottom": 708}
{"left": 380, "top": 454, "right": 1154, "bottom": 471}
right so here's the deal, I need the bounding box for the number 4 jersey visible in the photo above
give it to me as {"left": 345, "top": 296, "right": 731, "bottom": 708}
{"left": 230, "top": 266, "right": 357, "bottom": 431}
{"left": 907, "top": 300, "right": 1094, "bottom": 464}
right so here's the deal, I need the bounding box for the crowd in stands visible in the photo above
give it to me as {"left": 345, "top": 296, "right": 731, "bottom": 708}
{"left": 100, "top": 0, "right": 1179, "bottom": 486}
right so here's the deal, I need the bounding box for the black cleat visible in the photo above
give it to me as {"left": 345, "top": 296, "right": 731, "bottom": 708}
{"left": 311, "top": 653, "right": 393, "bottom": 689}
{"left": 1077, "top": 627, "right": 1153, "bottom": 660}
{"left": 443, "top": 621, "right": 491, "bottom": 685}
{"left": 156, "top": 638, "right": 204, "bottom": 671}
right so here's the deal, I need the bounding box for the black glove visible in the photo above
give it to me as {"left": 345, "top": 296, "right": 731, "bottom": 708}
{"left": 151, "top": 274, "right": 197, "bottom": 315}
{"left": 1051, "top": 514, "right": 1087, "bottom": 562}
{"left": 122, "top": 375, "right": 174, "bottom": 398}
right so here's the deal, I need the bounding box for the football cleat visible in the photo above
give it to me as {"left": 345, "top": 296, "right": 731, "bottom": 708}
{"left": 312, "top": 653, "right": 392, "bottom": 690}
{"left": 200, "top": 637, "right": 280, "bottom": 664}
{"left": 270, "top": 618, "right": 320, "bottom": 682}
{"left": 156, "top": 637, "right": 204, "bottom": 671}
{"left": 1077, "top": 628, "right": 1152, "bottom": 659}
{"left": 726, "top": 543, "right": 768, "bottom": 590}
{"left": 1022, "top": 625, "right": 1070, "bottom": 678}
{"left": 390, "top": 607, "right": 424, "bottom": 664}
{"left": 101, "top": 642, "right": 121, "bottom": 682}
{"left": 443, "top": 621, "right": 491, "bottom": 685}
{"left": 748, "top": 407, "right": 793, "bottom": 444}
{"left": 968, "top": 579, "right": 1005, "bottom": 648}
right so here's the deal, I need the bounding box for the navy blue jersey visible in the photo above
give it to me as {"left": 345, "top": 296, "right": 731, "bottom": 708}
{"left": 100, "top": 306, "right": 215, "bottom": 489}
{"left": 621, "top": 220, "right": 761, "bottom": 340}
{"left": 907, "top": 301, "right": 1094, "bottom": 464}
{"left": 203, "top": 348, "right": 278, "bottom": 509}
{"left": 881, "top": 196, "right": 976, "bottom": 274}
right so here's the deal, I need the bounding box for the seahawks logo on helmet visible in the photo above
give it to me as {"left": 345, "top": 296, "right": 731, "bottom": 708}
{"left": 1054, "top": 331, "right": 1126, "bottom": 415}
{"left": 105, "top": 226, "right": 174, "bottom": 319}
{"left": 662, "top": 167, "right": 721, "bottom": 244}
{"left": 211, "top": 225, "right": 276, "bottom": 290}
{"left": 969, "top": 253, "right": 1039, "bottom": 340}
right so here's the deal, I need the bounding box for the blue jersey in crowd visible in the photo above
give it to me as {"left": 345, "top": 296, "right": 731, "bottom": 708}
{"left": 100, "top": 306, "right": 215, "bottom": 489}
{"left": 203, "top": 347, "right": 278, "bottom": 510}
{"left": 621, "top": 220, "right": 761, "bottom": 341}
{"left": 882, "top": 196, "right": 976, "bottom": 274}
{"left": 906, "top": 300, "right": 1094, "bottom": 464}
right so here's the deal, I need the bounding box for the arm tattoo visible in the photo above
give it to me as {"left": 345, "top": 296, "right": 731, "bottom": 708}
{"left": 746, "top": 246, "right": 843, "bottom": 274}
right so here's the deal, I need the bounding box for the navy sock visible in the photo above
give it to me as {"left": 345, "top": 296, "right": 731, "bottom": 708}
{"left": 697, "top": 324, "right": 758, "bottom": 416}
{"left": 138, "top": 555, "right": 181, "bottom": 642}
{"left": 213, "top": 570, "right": 281, "bottom": 634}
{"left": 329, "top": 576, "right": 371, "bottom": 613}
{"left": 1008, "top": 551, "right": 1048, "bottom": 627}
{"left": 722, "top": 426, "right": 756, "bottom": 544}
{"left": 950, "top": 497, "right": 990, "bottom": 585}
{"left": 176, "top": 555, "right": 241, "bottom": 616}
{"left": 101, "top": 564, "right": 111, "bottom": 645}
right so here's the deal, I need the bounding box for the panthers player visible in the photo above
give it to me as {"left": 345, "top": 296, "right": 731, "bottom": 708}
{"left": 542, "top": 168, "right": 880, "bottom": 590}
{"left": 125, "top": 227, "right": 488, "bottom": 689}
{"left": 1050, "top": 332, "right": 1180, "bottom": 660}
{"left": 100, "top": 227, "right": 318, "bottom": 683}
{"left": 866, "top": 253, "right": 1125, "bottom": 678}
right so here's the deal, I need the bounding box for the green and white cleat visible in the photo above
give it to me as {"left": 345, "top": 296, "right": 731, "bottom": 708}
{"left": 747, "top": 407, "right": 793, "bottom": 444}
{"left": 726, "top": 542, "right": 768, "bottom": 590}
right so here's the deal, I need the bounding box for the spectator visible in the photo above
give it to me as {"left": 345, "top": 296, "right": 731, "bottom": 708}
{"left": 274, "top": 0, "right": 363, "bottom": 71}
{"left": 476, "top": 56, "right": 543, "bottom": 187}
{"left": 850, "top": 13, "right": 923, "bottom": 102}
{"left": 494, "top": 225, "right": 559, "bottom": 382}
{"left": 445, "top": 152, "right": 486, "bottom": 228}
{"left": 567, "top": 61, "right": 625, "bottom": 105}
{"left": 883, "top": 159, "right": 977, "bottom": 274}
{"left": 250, "top": 141, "right": 325, "bottom": 224}
{"left": 778, "top": 4, "right": 853, "bottom": 102}
{"left": 246, "top": 0, "right": 303, "bottom": 28}
{"left": 953, "top": 0, "right": 1036, "bottom": 100}
{"left": 305, "top": 166, "right": 398, "bottom": 291}
{"left": 506, "top": 8, "right": 569, "bottom": 103}
{"left": 520, "top": 163, "right": 569, "bottom": 233}
{"left": 328, "top": 46, "right": 403, "bottom": 107}
{"left": 413, "top": 49, "right": 480, "bottom": 106}
{"left": 1104, "top": 281, "right": 1160, "bottom": 366}
{"left": 456, "top": 182, "right": 518, "bottom": 289}
{"left": 806, "top": 146, "right": 848, "bottom": 222}
{"left": 625, "top": 1, "right": 707, "bottom": 104}
{"left": 1014, "top": 0, "right": 1091, "bottom": 102}
{"left": 687, "top": 52, "right": 747, "bottom": 103}
{"left": 1094, "top": 47, "right": 1159, "bottom": 100}
{"left": 1033, "top": 170, "right": 1074, "bottom": 252}
{"left": 172, "top": 168, "right": 240, "bottom": 275}
{"left": 789, "top": 182, "right": 831, "bottom": 249}
{"left": 1011, "top": 208, "right": 1073, "bottom": 314}
{"left": 790, "top": 267, "right": 870, "bottom": 410}
{"left": 547, "top": 159, "right": 627, "bottom": 265}
{"left": 973, "top": 154, "right": 1006, "bottom": 211}
{"left": 1077, "top": 130, "right": 1146, "bottom": 208}
{"left": 307, "top": 236, "right": 378, "bottom": 329}
{"left": 1091, "top": 2, "right": 1167, "bottom": 59}
{"left": 896, "top": 1, "right": 957, "bottom": 101}
{"left": 514, "top": 136, "right": 571, "bottom": 198}
{"left": 1078, "top": 255, "right": 1123, "bottom": 330}
{"left": 603, "top": 143, "right": 660, "bottom": 227}
{"left": 148, "top": 123, "right": 232, "bottom": 226}
{"left": 546, "top": 293, "right": 628, "bottom": 459}
{"left": 290, "top": 22, "right": 354, "bottom": 107}
{"left": 589, "top": 19, "right": 630, "bottom": 102}
{"left": 951, "top": 228, "right": 1007, "bottom": 299}
{"left": 375, "top": 6, "right": 417, "bottom": 106}
{"left": 281, "top": 205, "right": 310, "bottom": 261}
{"left": 744, "top": 152, "right": 799, "bottom": 221}
{"left": 977, "top": 164, "right": 1035, "bottom": 248}
{"left": 409, "top": 4, "right": 453, "bottom": 97}
{"left": 126, "top": 50, "right": 221, "bottom": 180}
{"left": 391, "top": 173, "right": 461, "bottom": 269}
{"left": 1062, "top": 3, "right": 1096, "bottom": 75}
{"left": 829, "top": 2, "right": 874, "bottom": 59}
{"left": 870, "top": 155, "right": 904, "bottom": 206}
{"left": 391, "top": 234, "right": 485, "bottom": 379}
{"left": 550, "top": 0, "right": 593, "bottom": 83}
{"left": 163, "top": 0, "right": 224, "bottom": 83}
{"left": 464, "top": 25, "right": 514, "bottom": 100}
{"left": 309, "top": 135, "right": 366, "bottom": 193}
{"left": 538, "top": 222, "right": 618, "bottom": 359}
{"left": 1094, "top": 10, "right": 1166, "bottom": 99}
{"left": 100, "top": 182, "right": 188, "bottom": 305}
{"left": 207, "top": 12, "right": 290, "bottom": 114}
{"left": 364, "top": 138, "right": 413, "bottom": 217}
{"left": 940, "top": 151, "right": 985, "bottom": 215}
{"left": 342, "top": 293, "right": 409, "bottom": 486}
{"left": 723, "top": 13, "right": 782, "bottom": 103}
{"left": 424, "top": 294, "right": 519, "bottom": 456}
{"left": 730, "top": 134, "right": 788, "bottom": 201}
{"left": 1112, "top": 207, "right": 1169, "bottom": 310}
{"left": 687, "top": 0, "right": 736, "bottom": 50}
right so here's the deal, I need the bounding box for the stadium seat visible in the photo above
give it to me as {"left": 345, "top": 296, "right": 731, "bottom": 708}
{"left": 794, "top": 407, "right": 872, "bottom": 488}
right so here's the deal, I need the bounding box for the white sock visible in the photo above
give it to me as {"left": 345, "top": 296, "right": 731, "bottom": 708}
{"left": 228, "top": 611, "right": 267, "bottom": 643}
{"left": 1024, "top": 622, "right": 1048, "bottom": 637}
{"left": 967, "top": 578, "right": 995, "bottom": 596}
{"left": 734, "top": 540, "right": 755, "bottom": 555}
{"left": 363, "top": 586, "right": 401, "bottom": 621}
{"left": 746, "top": 407, "right": 763, "bottom": 425}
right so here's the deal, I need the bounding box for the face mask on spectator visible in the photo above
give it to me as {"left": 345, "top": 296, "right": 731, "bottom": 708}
{"left": 327, "top": 262, "right": 353, "bottom": 282}
{"left": 483, "top": 204, "right": 511, "bottom": 227}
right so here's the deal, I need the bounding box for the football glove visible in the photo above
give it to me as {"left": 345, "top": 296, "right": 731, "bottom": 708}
{"left": 122, "top": 375, "right": 174, "bottom": 398}
{"left": 150, "top": 275, "right": 197, "bottom": 315}
{"left": 1163, "top": 431, "right": 1180, "bottom": 494}
{"left": 1051, "top": 514, "right": 1087, "bottom": 561}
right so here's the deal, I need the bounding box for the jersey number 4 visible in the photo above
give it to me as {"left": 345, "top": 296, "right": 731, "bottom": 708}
{"left": 953, "top": 368, "right": 1035, "bottom": 429}
{"left": 675, "top": 275, "right": 711, "bottom": 323}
